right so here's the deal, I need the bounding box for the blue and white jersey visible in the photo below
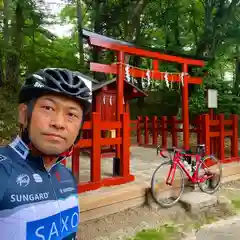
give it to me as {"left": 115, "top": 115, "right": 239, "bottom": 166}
{"left": 0, "top": 137, "right": 79, "bottom": 240}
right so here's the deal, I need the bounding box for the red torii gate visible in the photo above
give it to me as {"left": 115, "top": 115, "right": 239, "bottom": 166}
{"left": 71, "top": 30, "right": 206, "bottom": 193}
{"left": 83, "top": 29, "right": 205, "bottom": 151}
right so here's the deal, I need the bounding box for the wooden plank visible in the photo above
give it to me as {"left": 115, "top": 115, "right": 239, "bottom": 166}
{"left": 91, "top": 113, "right": 101, "bottom": 182}
{"left": 79, "top": 182, "right": 148, "bottom": 212}
{"left": 82, "top": 121, "right": 91, "bottom": 129}
{"left": 100, "top": 121, "right": 122, "bottom": 130}
{"left": 75, "top": 139, "right": 92, "bottom": 148}
{"left": 209, "top": 132, "right": 220, "bottom": 137}
{"left": 80, "top": 196, "right": 145, "bottom": 223}
{"left": 100, "top": 137, "right": 122, "bottom": 145}
{"left": 222, "top": 163, "right": 240, "bottom": 177}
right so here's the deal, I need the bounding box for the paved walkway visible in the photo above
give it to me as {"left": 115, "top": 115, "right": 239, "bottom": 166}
{"left": 68, "top": 142, "right": 234, "bottom": 185}
{"left": 187, "top": 216, "right": 240, "bottom": 240}
{"left": 68, "top": 146, "right": 165, "bottom": 184}
{"left": 68, "top": 145, "right": 238, "bottom": 198}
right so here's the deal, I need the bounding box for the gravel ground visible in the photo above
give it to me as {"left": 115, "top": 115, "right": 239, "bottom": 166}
{"left": 78, "top": 180, "right": 240, "bottom": 240}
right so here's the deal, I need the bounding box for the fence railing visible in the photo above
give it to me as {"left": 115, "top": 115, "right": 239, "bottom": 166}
{"left": 131, "top": 114, "right": 239, "bottom": 162}
{"left": 69, "top": 112, "right": 134, "bottom": 193}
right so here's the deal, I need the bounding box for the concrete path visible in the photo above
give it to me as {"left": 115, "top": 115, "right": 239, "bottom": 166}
{"left": 186, "top": 216, "right": 240, "bottom": 240}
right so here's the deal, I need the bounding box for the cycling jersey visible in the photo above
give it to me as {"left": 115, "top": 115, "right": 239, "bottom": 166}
{"left": 0, "top": 136, "right": 79, "bottom": 240}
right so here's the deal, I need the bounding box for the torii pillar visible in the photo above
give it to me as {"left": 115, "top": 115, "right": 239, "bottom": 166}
{"left": 182, "top": 63, "right": 190, "bottom": 150}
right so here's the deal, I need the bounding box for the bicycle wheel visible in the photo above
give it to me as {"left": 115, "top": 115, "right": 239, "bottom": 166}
{"left": 197, "top": 155, "right": 222, "bottom": 194}
{"left": 151, "top": 160, "right": 185, "bottom": 208}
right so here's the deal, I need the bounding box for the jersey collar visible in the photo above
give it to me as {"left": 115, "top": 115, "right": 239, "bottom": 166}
{"left": 8, "top": 136, "right": 67, "bottom": 171}
{"left": 9, "top": 136, "right": 29, "bottom": 159}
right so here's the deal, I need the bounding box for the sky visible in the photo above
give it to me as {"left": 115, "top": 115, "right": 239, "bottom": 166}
{"left": 43, "top": 0, "right": 72, "bottom": 37}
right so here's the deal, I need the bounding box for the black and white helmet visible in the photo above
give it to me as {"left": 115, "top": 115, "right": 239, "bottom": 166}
{"left": 19, "top": 68, "right": 92, "bottom": 114}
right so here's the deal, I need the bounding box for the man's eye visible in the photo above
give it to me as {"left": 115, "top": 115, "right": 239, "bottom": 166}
{"left": 68, "top": 113, "right": 78, "bottom": 118}
{"left": 42, "top": 106, "right": 54, "bottom": 111}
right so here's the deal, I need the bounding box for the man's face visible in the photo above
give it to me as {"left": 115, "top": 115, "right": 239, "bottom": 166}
{"left": 19, "top": 94, "right": 83, "bottom": 155}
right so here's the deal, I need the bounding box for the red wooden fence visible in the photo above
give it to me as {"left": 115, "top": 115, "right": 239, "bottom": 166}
{"left": 66, "top": 113, "right": 238, "bottom": 193}
{"left": 132, "top": 114, "right": 239, "bottom": 162}
{"left": 131, "top": 116, "right": 202, "bottom": 147}
{"left": 71, "top": 112, "right": 134, "bottom": 193}
{"left": 202, "top": 114, "right": 238, "bottom": 162}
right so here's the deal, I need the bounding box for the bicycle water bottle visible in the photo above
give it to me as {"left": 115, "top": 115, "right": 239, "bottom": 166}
{"left": 183, "top": 160, "right": 192, "bottom": 173}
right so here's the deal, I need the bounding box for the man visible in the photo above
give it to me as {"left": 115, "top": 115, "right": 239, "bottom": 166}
{"left": 0, "top": 68, "right": 92, "bottom": 240}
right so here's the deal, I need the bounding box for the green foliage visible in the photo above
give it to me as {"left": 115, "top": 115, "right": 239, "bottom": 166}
{"left": 189, "top": 74, "right": 240, "bottom": 119}
{"left": 0, "top": 0, "right": 239, "bottom": 137}
{"left": 0, "top": 85, "right": 19, "bottom": 141}
{"left": 127, "top": 224, "right": 178, "bottom": 240}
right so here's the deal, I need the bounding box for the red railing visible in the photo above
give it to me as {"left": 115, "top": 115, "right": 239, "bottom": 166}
{"left": 66, "top": 113, "right": 238, "bottom": 193}
{"left": 131, "top": 116, "right": 201, "bottom": 147}
{"left": 70, "top": 112, "right": 134, "bottom": 193}
{"left": 131, "top": 114, "right": 239, "bottom": 162}
{"left": 202, "top": 114, "right": 238, "bottom": 162}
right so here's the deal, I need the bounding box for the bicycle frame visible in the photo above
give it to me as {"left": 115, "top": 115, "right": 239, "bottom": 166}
{"left": 166, "top": 150, "right": 212, "bottom": 185}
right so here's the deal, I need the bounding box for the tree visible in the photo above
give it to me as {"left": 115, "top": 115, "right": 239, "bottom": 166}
{"left": 0, "top": 0, "right": 239, "bottom": 119}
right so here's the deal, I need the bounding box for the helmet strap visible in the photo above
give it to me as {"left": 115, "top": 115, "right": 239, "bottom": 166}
{"left": 20, "top": 99, "right": 36, "bottom": 145}
{"left": 74, "top": 113, "right": 86, "bottom": 144}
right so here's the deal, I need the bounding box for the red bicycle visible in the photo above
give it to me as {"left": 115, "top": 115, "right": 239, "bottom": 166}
{"left": 151, "top": 144, "right": 222, "bottom": 207}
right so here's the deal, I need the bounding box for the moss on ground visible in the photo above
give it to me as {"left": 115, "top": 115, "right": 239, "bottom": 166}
{"left": 127, "top": 224, "right": 179, "bottom": 240}
{"left": 128, "top": 194, "right": 240, "bottom": 240}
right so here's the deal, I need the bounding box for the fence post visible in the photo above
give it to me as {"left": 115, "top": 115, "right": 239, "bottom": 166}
{"left": 137, "top": 116, "right": 142, "bottom": 145}
{"left": 152, "top": 116, "right": 158, "bottom": 145}
{"left": 219, "top": 114, "right": 225, "bottom": 161}
{"left": 171, "top": 116, "right": 177, "bottom": 147}
{"left": 196, "top": 115, "right": 202, "bottom": 144}
{"left": 144, "top": 116, "right": 149, "bottom": 145}
{"left": 161, "top": 116, "right": 167, "bottom": 148}
{"left": 202, "top": 114, "right": 210, "bottom": 155}
{"left": 91, "top": 113, "right": 101, "bottom": 182}
{"left": 231, "top": 114, "right": 238, "bottom": 158}
{"left": 212, "top": 113, "right": 218, "bottom": 157}
{"left": 72, "top": 147, "right": 80, "bottom": 183}
{"left": 121, "top": 113, "right": 130, "bottom": 177}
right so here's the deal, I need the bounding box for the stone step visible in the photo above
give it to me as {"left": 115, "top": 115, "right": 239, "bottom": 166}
{"left": 180, "top": 191, "right": 218, "bottom": 213}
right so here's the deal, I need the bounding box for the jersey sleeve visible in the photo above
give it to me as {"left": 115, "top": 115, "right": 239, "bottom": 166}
{"left": 0, "top": 162, "right": 11, "bottom": 201}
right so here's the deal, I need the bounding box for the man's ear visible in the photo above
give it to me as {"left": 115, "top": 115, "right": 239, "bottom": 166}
{"left": 18, "top": 104, "right": 28, "bottom": 126}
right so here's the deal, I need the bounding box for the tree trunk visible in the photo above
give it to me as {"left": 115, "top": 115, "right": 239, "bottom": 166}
{"left": 5, "top": 1, "right": 24, "bottom": 84}
{"left": 76, "top": 0, "right": 85, "bottom": 70}
{"left": 233, "top": 46, "right": 240, "bottom": 95}
{"left": 91, "top": 0, "right": 106, "bottom": 81}
{"left": 2, "top": 0, "right": 10, "bottom": 83}
{"left": 0, "top": 55, "right": 4, "bottom": 86}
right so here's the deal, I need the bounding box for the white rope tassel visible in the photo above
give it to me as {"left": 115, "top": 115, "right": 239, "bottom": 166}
{"left": 164, "top": 72, "right": 169, "bottom": 88}
{"left": 125, "top": 64, "right": 131, "bottom": 82}
{"left": 146, "top": 70, "right": 151, "bottom": 88}
{"left": 180, "top": 72, "right": 184, "bottom": 87}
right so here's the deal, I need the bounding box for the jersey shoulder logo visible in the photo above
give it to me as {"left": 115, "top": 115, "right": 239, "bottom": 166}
{"left": 0, "top": 154, "right": 7, "bottom": 162}
{"left": 16, "top": 174, "right": 30, "bottom": 187}
{"left": 33, "top": 174, "right": 43, "bottom": 183}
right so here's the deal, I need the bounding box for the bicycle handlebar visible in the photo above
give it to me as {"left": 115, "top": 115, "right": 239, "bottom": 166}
{"left": 157, "top": 144, "right": 206, "bottom": 157}
{"left": 156, "top": 146, "right": 188, "bottom": 158}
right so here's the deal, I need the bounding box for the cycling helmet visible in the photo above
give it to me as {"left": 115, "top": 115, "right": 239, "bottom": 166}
{"left": 19, "top": 68, "right": 92, "bottom": 113}
{"left": 19, "top": 68, "right": 92, "bottom": 150}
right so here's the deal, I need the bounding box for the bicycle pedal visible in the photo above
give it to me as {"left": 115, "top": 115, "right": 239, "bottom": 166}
{"left": 190, "top": 184, "right": 198, "bottom": 191}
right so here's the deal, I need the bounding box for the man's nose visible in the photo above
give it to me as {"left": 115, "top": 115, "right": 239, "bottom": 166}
{"left": 50, "top": 111, "right": 65, "bottom": 129}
